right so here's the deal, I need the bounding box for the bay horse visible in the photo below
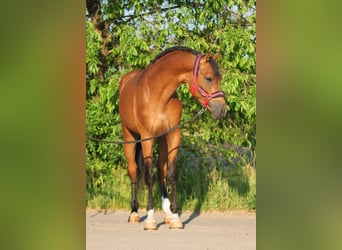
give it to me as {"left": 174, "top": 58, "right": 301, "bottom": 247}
{"left": 119, "top": 46, "right": 226, "bottom": 230}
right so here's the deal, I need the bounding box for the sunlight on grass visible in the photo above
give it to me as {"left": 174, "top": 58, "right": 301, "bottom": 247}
{"left": 87, "top": 158, "right": 256, "bottom": 212}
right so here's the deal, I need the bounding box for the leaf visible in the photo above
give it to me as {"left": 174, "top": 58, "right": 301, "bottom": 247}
{"left": 90, "top": 79, "right": 97, "bottom": 94}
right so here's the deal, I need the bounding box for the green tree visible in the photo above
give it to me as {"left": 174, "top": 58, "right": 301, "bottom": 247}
{"left": 86, "top": 0, "right": 256, "bottom": 210}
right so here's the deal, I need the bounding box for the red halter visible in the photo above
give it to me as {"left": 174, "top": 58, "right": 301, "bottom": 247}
{"left": 190, "top": 54, "right": 225, "bottom": 108}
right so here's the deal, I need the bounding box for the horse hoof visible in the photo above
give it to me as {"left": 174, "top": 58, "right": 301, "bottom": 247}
{"left": 169, "top": 219, "right": 184, "bottom": 229}
{"left": 164, "top": 216, "right": 171, "bottom": 224}
{"left": 164, "top": 215, "right": 179, "bottom": 225}
{"left": 144, "top": 220, "right": 157, "bottom": 230}
{"left": 128, "top": 212, "right": 140, "bottom": 223}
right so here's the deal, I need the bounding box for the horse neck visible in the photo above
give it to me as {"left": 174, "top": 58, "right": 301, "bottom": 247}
{"left": 142, "top": 52, "right": 195, "bottom": 104}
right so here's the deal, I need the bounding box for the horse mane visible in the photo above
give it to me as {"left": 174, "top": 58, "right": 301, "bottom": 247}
{"left": 150, "top": 46, "right": 200, "bottom": 63}
{"left": 149, "top": 46, "right": 221, "bottom": 78}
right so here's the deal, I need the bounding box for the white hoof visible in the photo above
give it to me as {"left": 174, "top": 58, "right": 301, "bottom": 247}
{"left": 169, "top": 219, "right": 184, "bottom": 229}
{"left": 144, "top": 219, "right": 157, "bottom": 230}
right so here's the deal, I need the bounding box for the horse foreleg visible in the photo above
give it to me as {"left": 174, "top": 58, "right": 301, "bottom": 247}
{"left": 129, "top": 182, "right": 140, "bottom": 223}
{"left": 126, "top": 156, "right": 140, "bottom": 222}
{"left": 165, "top": 129, "right": 184, "bottom": 229}
{"left": 122, "top": 128, "right": 140, "bottom": 223}
{"left": 141, "top": 139, "right": 157, "bottom": 230}
{"left": 126, "top": 147, "right": 140, "bottom": 222}
{"left": 157, "top": 136, "right": 172, "bottom": 217}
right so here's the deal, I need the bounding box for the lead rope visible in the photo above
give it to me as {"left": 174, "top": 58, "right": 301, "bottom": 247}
{"left": 86, "top": 107, "right": 206, "bottom": 145}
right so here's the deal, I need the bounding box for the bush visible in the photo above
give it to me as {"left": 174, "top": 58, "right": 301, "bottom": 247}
{"left": 86, "top": 0, "right": 256, "bottom": 212}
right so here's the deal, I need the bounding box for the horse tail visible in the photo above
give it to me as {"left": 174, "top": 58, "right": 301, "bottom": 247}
{"left": 134, "top": 142, "right": 145, "bottom": 192}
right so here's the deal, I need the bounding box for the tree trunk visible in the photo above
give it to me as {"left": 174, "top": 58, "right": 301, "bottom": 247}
{"left": 86, "top": 0, "right": 111, "bottom": 82}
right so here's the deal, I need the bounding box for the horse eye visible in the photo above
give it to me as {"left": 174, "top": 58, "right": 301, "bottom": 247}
{"left": 205, "top": 77, "right": 212, "bottom": 83}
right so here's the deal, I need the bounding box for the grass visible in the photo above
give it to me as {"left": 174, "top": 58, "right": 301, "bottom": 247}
{"left": 176, "top": 148, "right": 256, "bottom": 212}
{"left": 86, "top": 146, "right": 256, "bottom": 213}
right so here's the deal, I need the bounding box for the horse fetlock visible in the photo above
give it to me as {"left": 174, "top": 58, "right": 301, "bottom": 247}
{"left": 170, "top": 203, "right": 178, "bottom": 214}
{"left": 162, "top": 197, "right": 171, "bottom": 214}
{"left": 131, "top": 199, "right": 139, "bottom": 211}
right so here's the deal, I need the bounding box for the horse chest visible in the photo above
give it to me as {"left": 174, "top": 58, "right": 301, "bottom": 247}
{"left": 141, "top": 111, "right": 170, "bottom": 134}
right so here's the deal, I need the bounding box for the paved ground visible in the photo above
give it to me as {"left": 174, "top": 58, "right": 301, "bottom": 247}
{"left": 86, "top": 210, "right": 256, "bottom": 250}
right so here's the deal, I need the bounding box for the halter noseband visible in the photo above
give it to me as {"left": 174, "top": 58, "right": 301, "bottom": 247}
{"left": 191, "top": 54, "right": 225, "bottom": 108}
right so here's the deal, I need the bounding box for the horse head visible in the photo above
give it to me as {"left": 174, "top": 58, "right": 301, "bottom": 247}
{"left": 190, "top": 54, "right": 227, "bottom": 119}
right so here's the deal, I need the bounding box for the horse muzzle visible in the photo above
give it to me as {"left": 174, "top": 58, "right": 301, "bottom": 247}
{"left": 208, "top": 100, "right": 227, "bottom": 119}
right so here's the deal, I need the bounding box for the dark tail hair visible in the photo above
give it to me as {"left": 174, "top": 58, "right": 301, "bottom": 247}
{"left": 134, "top": 142, "right": 145, "bottom": 192}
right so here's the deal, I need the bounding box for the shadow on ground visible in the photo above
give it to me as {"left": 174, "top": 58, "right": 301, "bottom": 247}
{"left": 176, "top": 141, "right": 256, "bottom": 225}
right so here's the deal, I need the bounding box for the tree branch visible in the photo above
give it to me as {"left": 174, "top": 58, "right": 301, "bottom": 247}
{"left": 111, "top": 3, "right": 204, "bottom": 25}
{"left": 223, "top": 5, "right": 255, "bottom": 27}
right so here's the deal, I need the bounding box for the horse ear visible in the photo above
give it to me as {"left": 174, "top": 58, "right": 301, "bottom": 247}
{"left": 204, "top": 53, "right": 220, "bottom": 62}
{"left": 204, "top": 53, "right": 212, "bottom": 62}
{"left": 212, "top": 54, "right": 220, "bottom": 61}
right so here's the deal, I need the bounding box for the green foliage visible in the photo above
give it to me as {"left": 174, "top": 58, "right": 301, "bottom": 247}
{"left": 86, "top": 0, "right": 256, "bottom": 211}
{"left": 86, "top": 22, "right": 101, "bottom": 77}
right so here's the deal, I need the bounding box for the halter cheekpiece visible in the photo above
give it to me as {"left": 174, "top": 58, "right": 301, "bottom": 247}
{"left": 190, "top": 54, "right": 225, "bottom": 108}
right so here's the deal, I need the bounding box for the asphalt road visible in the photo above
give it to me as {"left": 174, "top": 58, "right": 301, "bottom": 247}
{"left": 86, "top": 210, "right": 256, "bottom": 250}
